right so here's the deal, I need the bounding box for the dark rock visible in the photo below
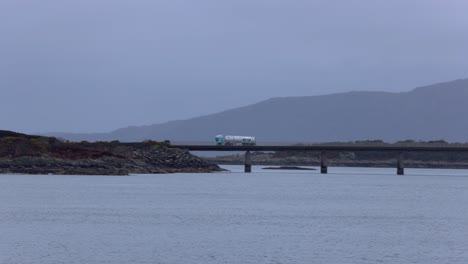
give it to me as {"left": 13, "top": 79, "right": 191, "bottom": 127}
{"left": 262, "top": 166, "right": 316, "bottom": 170}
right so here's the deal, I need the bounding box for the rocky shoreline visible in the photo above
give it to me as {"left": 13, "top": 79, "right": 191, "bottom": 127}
{"left": 0, "top": 130, "right": 222, "bottom": 175}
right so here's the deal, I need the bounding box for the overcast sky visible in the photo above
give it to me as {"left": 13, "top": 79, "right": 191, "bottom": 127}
{"left": 1, "top": 0, "right": 467, "bottom": 133}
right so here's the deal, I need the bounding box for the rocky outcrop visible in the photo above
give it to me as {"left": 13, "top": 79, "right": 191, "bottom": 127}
{"left": 0, "top": 130, "right": 221, "bottom": 175}
{"left": 262, "top": 166, "right": 316, "bottom": 170}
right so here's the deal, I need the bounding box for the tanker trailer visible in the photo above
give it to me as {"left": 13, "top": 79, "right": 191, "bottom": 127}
{"left": 215, "top": 135, "right": 256, "bottom": 146}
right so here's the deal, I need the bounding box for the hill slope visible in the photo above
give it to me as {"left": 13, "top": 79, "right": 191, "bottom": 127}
{"left": 49, "top": 78, "right": 468, "bottom": 143}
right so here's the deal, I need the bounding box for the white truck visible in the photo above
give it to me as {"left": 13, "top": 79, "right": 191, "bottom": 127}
{"left": 215, "top": 135, "right": 256, "bottom": 146}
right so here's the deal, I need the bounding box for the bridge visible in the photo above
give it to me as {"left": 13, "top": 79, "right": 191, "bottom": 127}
{"left": 171, "top": 144, "right": 468, "bottom": 175}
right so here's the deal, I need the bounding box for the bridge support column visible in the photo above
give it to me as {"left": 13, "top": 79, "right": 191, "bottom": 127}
{"left": 320, "top": 151, "right": 328, "bottom": 174}
{"left": 245, "top": 151, "right": 252, "bottom": 173}
{"left": 397, "top": 152, "right": 404, "bottom": 175}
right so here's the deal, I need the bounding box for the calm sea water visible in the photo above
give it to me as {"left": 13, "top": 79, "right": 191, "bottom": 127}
{"left": 1, "top": 166, "right": 468, "bottom": 264}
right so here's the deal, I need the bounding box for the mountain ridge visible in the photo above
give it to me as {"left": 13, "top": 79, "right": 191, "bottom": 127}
{"left": 46, "top": 78, "right": 468, "bottom": 143}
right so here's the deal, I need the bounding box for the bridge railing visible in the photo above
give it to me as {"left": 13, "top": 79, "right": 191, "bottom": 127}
{"left": 170, "top": 141, "right": 468, "bottom": 149}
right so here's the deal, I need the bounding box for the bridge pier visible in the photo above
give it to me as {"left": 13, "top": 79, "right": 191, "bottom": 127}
{"left": 245, "top": 151, "right": 252, "bottom": 173}
{"left": 320, "top": 151, "right": 328, "bottom": 174}
{"left": 397, "top": 152, "right": 404, "bottom": 175}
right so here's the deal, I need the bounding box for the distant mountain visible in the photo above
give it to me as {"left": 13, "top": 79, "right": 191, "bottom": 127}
{"left": 48, "top": 78, "right": 468, "bottom": 143}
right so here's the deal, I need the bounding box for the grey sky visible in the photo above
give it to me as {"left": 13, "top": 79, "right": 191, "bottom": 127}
{"left": 1, "top": 0, "right": 467, "bottom": 133}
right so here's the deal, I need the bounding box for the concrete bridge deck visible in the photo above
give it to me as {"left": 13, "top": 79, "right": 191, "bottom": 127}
{"left": 172, "top": 144, "right": 468, "bottom": 152}
{"left": 171, "top": 144, "right": 468, "bottom": 175}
